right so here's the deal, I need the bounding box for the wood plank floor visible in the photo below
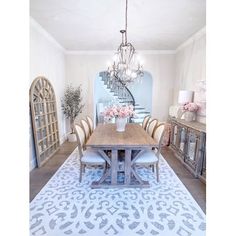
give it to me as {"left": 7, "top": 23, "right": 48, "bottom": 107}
{"left": 30, "top": 142, "right": 206, "bottom": 213}
{"left": 30, "top": 141, "right": 77, "bottom": 202}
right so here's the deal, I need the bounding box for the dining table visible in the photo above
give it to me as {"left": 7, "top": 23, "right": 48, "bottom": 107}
{"left": 86, "top": 123, "right": 158, "bottom": 188}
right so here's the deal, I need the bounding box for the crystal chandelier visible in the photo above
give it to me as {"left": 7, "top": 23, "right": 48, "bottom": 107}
{"left": 107, "top": 0, "right": 144, "bottom": 85}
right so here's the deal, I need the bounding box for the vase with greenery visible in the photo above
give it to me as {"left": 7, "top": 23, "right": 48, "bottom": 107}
{"left": 61, "top": 85, "right": 84, "bottom": 138}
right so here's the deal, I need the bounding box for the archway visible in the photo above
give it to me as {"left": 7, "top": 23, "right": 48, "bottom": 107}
{"left": 93, "top": 71, "right": 153, "bottom": 125}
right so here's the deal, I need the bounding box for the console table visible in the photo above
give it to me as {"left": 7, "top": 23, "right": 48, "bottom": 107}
{"left": 169, "top": 118, "right": 206, "bottom": 183}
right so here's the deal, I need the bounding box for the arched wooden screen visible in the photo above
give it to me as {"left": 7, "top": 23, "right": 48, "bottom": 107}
{"left": 30, "top": 77, "right": 60, "bottom": 167}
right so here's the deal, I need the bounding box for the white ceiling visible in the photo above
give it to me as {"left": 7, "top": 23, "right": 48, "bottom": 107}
{"left": 30, "top": 0, "right": 206, "bottom": 51}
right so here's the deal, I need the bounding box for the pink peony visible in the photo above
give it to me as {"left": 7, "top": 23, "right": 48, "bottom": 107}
{"left": 102, "top": 104, "right": 135, "bottom": 118}
{"left": 182, "top": 102, "right": 199, "bottom": 112}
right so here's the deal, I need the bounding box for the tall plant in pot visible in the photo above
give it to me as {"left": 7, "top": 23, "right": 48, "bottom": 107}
{"left": 61, "top": 85, "right": 84, "bottom": 142}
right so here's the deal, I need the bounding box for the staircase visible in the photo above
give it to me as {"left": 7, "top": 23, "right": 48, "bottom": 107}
{"left": 99, "top": 71, "right": 151, "bottom": 124}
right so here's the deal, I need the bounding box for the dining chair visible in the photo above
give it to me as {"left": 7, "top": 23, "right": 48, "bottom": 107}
{"left": 134, "top": 123, "right": 165, "bottom": 182}
{"left": 81, "top": 119, "right": 91, "bottom": 142}
{"left": 74, "top": 123, "right": 106, "bottom": 182}
{"left": 146, "top": 118, "right": 158, "bottom": 137}
{"left": 142, "top": 115, "right": 151, "bottom": 130}
{"left": 86, "top": 115, "right": 94, "bottom": 135}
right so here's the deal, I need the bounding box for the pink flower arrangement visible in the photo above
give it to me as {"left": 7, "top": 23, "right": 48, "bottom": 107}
{"left": 182, "top": 102, "right": 199, "bottom": 112}
{"left": 102, "top": 104, "right": 135, "bottom": 118}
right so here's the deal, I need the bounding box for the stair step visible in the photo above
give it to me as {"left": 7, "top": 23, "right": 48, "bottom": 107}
{"left": 135, "top": 114, "right": 149, "bottom": 119}
{"left": 134, "top": 107, "right": 145, "bottom": 110}
{"left": 119, "top": 100, "right": 133, "bottom": 103}
{"left": 135, "top": 111, "right": 150, "bottom": 114}
{"left": 118, "top": 98, "right": 129, "bottom": 101}
{"left": 132, "top": 118, "right": 144, "bottom": 123}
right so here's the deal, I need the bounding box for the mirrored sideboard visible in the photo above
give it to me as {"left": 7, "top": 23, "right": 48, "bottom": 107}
{"left": 169, "top": 118, "right": 206, "bottom": 183}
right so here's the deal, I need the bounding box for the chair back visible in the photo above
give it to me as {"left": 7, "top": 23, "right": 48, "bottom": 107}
{"left": 74, "top": 123, "right": 86, "bottom": 157}
{"left": 81, "top": 119, "right": 90, "bottom": 141}
{"left": 142, "top": 115, "right": 151, "bottom": 130}
{"left": 153, "top": 123, "right": 165, "bottom": 155}
{"left": 147, "top": 119, "right": 158, "bottom": 137}
{"left": 86, "top": 116, "right": 94, "bottom": 134}
{"left": 153, "top": 123, "right": 165, "bottom": 144}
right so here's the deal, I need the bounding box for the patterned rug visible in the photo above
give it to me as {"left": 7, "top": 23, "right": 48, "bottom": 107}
{"left": 30, "top": 148, "right": 206, "bottom": 236}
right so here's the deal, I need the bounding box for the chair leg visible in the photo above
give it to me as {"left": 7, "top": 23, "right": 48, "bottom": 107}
{"left": 79, "top": 164, "right": 83, "bottom": 183}
{"left": 156, "top": 163, "right": 159, "bottom": 182}
{"left": 151, "top": 164, "right": 154, "bottom": 172}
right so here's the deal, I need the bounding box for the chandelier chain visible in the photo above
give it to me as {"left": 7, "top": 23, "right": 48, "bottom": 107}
{"left": 125, "top": 0, "right": 128, "bottom": 44}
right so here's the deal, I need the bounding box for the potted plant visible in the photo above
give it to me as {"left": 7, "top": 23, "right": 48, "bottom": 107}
{"left": 61, "top": 85, "right": 84, "bottom": 142}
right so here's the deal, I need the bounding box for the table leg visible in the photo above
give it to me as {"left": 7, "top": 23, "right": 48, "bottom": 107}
{"left": 111, "top": 149, "right": 118, "bottom": 185}
{"left": 125, "top": 149, "right": 131, "bottom": 184}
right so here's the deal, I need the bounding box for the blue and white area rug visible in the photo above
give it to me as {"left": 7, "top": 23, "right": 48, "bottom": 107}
{"left": 30, "top": 149, "right": 206, "bottom": 236}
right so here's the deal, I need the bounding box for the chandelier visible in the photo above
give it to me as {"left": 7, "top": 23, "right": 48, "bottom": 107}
{"left": 107, "top": 0, "right": 144, "bottom": 85}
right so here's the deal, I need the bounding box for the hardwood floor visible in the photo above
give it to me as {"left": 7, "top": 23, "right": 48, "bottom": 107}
{"left": 30, "top": 142, "right": 206, "bottom": 213}
{"left": 30, "top": 141, "right": 77, "bottom": 202}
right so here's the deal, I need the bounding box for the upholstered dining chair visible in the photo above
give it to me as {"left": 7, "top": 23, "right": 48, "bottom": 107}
{"left": 81, "top": 119, "right": 91, "bottom": 142}
{"left": 86, "top": 116, "right": 94, "bottom": 135}
{"left": 142, "top": 115, "right": 151, "bottom": 130}
{"left": 134, "top": 123, "right": 165, "bottom": 182}
{"left": 146, "top": 118, "right": 158, "bottom": 137}
{"left": 74, "top": 123, "right": 106, "bottom": 182}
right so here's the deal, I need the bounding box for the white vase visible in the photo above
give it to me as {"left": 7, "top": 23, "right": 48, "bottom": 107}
{"left": 184, "top": 111, "right": 195, "bottom": 122}
{"left": 115, "top": 117, "right": 127, "bottom": 132}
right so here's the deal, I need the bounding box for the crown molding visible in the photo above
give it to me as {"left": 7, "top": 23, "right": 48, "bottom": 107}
{"left": 176, "top": 26, "right": 206, "bottom": 52}
{"left": 30, "top": 17, "right": 66, "bottom": 53}
{"left": 65, "top": 49, "right": 176, "bottom": 55}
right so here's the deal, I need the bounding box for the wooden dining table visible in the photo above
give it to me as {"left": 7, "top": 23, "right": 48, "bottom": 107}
{"left": 86, "top": 123, "right": 158, "bottom": 188}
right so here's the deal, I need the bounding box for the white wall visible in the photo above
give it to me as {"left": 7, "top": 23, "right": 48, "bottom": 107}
{"left": 174, "top": 28, "right": 206, "bottom": 123}
{"left": 30, "top": 18, "right": 66, "bottom": 170}
{"left": 65, "top": 52, "right": 176, "bottom": 132}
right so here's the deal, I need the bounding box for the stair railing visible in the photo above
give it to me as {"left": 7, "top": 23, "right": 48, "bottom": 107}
{"left": 99, "top": 71, "right": 135, "bottom": 107}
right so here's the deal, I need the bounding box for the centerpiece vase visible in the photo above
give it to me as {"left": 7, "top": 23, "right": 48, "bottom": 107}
{"left": 115, "top": 117, "right": 127, "bottom": 132}
{"left": 184, "top": 111, "right": 195, "bottom": 122}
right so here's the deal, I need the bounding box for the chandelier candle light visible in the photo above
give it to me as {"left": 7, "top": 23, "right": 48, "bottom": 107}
{"left": 107, "top": 0, "right": 144, "bottom": 85}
